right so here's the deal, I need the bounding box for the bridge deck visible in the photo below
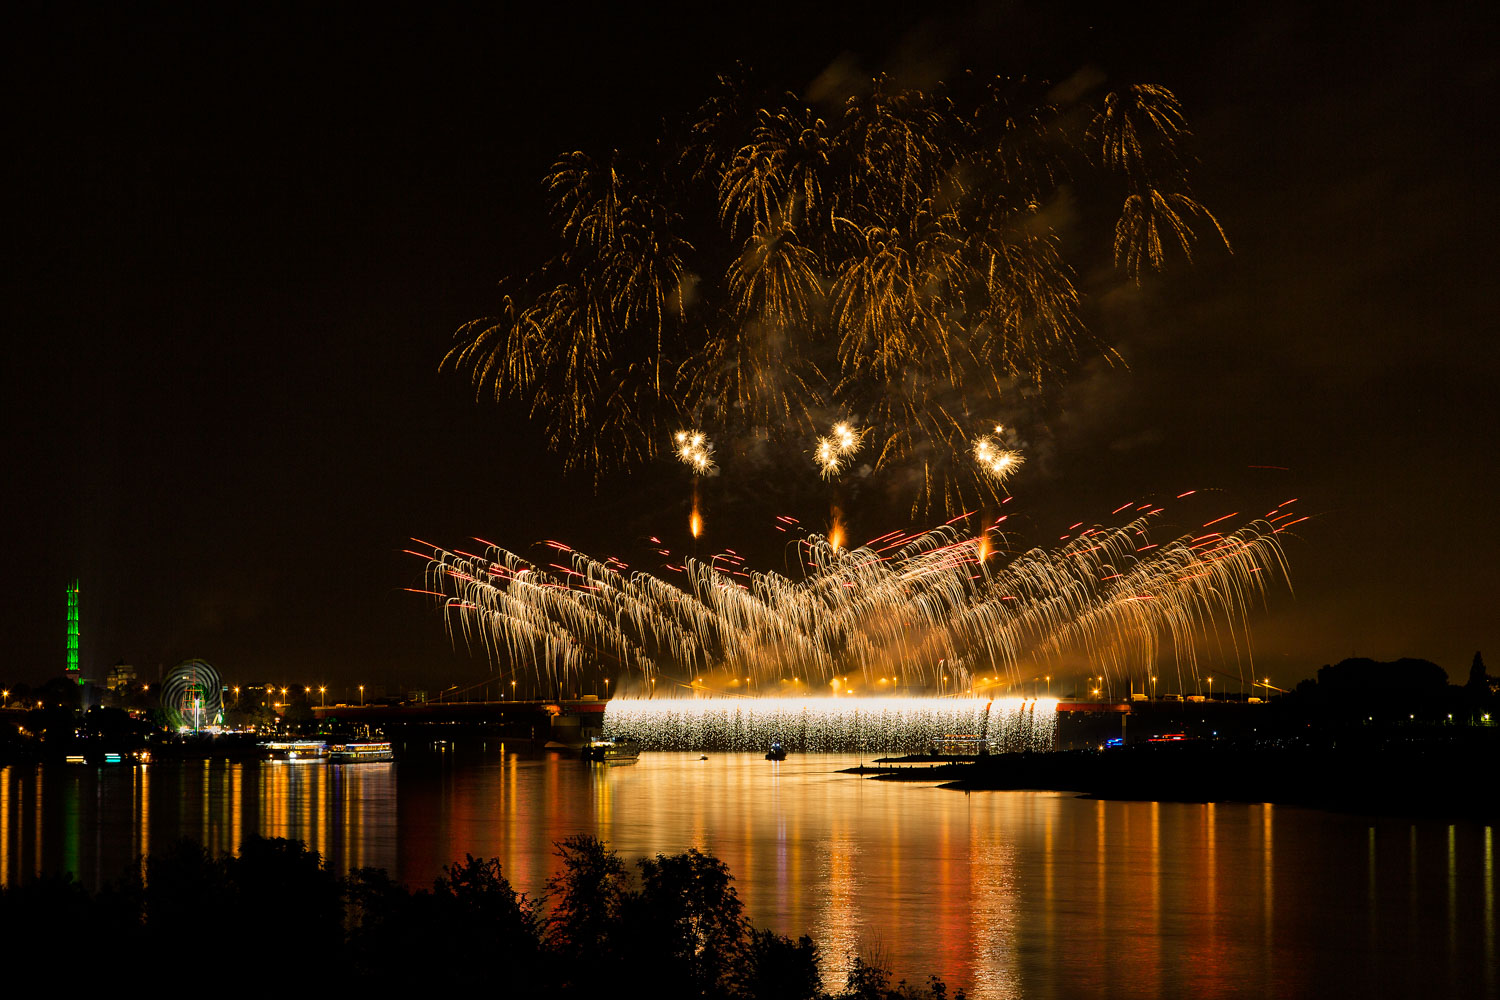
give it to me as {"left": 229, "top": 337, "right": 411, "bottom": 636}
{"left": 311, "top": 699, "right": 606, "bottom": 722}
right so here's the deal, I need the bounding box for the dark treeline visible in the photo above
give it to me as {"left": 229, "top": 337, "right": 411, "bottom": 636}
{"left": 0, "top": 835, "right": 960, "bottom": 998}
{"left": 942, "top": 737, "right": 1500, "bottom": 818}
{"left": 870, "top": 656, "right": 1500, "bottom": 818}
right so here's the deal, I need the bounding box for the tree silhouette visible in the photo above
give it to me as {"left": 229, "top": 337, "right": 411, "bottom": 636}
{"left": 744, "top": 930, "right": 823, "bottom": 1000}
{"left": 1467, "top": 651, "right": 1488, "bottom": 693}
{"left": 2, "top": 834, "right": 979, "bottom": 996}
{"left": 627, "top": 848, "right": 749, "bottom": 997}
{"left": 544, "top": 833, "right": 630, "bottom": 990}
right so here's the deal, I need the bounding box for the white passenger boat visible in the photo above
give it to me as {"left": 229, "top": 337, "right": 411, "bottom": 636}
{"left": 329, "top": 741, "right": 394, "bottom": 763}
{"left": 260, "top": 740, "right": 328, "bottom": 763}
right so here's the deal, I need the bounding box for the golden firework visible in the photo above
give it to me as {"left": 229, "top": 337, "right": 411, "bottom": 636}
{"left": 419, "top": 510, "right": 1288, "bottom": 694}
{"left": 674, "top": 430, "right": 715, "bottom": 475}
{"left": 813, "top": 420, "right": 867, "bottom": 479}
{"left": 973, "top": 429, "right": 1024, "bottom": 484}
{"left": 447, "top": 68, "right": 1227, "bottom": 513}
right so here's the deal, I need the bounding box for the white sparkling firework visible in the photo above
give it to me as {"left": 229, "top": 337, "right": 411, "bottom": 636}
{"left": 973, "top": 428, "right": 1023, "bottom": 483}
{"left": 814, "top": 420, "right": 867, "bottom": 479}
{"left": 674, "top": 430, "right": 714, "bottom": 474}
{"left": 603, "top": 696, "right": 1057, "bottom": 753}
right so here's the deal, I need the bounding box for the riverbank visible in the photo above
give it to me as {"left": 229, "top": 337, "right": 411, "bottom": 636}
{"left": 845, "top": 738, "right": 1500, "bottom": 820}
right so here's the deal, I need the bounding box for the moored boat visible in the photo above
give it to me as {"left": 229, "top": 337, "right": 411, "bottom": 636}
{"left": 582, "top": 736, "right": 641, "bottom": 764}
{"left": 765, "top": 741, "right": 788, "bottom": 761}
{"left": 329, "top": 740, "right": 394, "bottom": 763}
{"left": 261, "top": 740, "right": 328, "bottom": 763}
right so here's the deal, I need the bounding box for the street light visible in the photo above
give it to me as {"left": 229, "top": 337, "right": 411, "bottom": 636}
{"left": 1207, "top": 677, "right": 1213, "bottom": 699}
{"left": 319, "top": 685, "right": 326, "bottom": 708}
{"left": 359, "top": 685, "right": 364, "bottom": 706}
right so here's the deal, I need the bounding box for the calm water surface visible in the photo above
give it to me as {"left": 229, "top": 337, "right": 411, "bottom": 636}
{"left": 2, "top": 749, "right": 1495, "bottom": 998}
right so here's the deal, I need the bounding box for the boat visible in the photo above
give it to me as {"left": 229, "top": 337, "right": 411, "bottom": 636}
{"left": 932, "top": 734, "right": 985, "bottom": 756}
{"left": 260, "top": 740, "right": 329, "bottom": 763}
{"left": 329, "top": 740, "right": 394, "bottom": 763}
{"left": 765, "top": 741, "right": 788, "bottom": 761}
{"left": 582, "top": 736, "right": 641, "bottom": 764}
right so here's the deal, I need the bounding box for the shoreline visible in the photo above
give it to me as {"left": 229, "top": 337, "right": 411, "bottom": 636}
{"left": 842, "top": 742, "right": 1500, "bottom": 821}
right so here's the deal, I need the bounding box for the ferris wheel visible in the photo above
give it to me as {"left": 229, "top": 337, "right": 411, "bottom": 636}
{"left": 161, "top": 659, "right": 224, "bottom": 731}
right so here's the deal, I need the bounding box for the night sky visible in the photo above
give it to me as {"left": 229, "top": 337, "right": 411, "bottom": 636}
{"left": 4, "top": 2, "right": 1495, "bottom": 695}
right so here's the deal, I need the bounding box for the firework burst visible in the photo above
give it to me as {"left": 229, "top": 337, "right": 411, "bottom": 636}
{"left": 414, "top": 508, "right": 1286, "bottom": 696}
{"left": 814, "top": 419, "right": 867, "bottom": 479}
{"left": 674, "top": 429, "right": 715, "bottom": 474}
{"left": 445, "top": 67, "right": 1228, "bottom": 511}
{"left": 973, "top": 427, "right": 1024, "bottom": 485}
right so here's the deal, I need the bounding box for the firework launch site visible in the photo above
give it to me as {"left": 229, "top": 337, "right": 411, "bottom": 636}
{"left": 298, "top": 657, "right": 1500, "bottom": 820}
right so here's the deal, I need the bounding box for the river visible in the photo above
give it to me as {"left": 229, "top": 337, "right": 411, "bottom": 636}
{"left": 1, "top": 747, "right": 1494, "bottom": 998}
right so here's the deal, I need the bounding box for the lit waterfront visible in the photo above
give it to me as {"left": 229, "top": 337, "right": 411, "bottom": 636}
{"left": 1, "top": 751, "right": 1494, "bottom": 998}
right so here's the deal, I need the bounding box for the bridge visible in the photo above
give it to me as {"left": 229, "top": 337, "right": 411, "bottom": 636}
{"left": 309, "top": 697, "right": 1137, "bottom": 726}
{"left": 312, "top": 698, "right": 604, "bottom": 721}
{"left": 310, "top": 698, "right": 606, "bottom": 740}
{"left": 307, "top": 696, "right": 1265, "bottom": 749}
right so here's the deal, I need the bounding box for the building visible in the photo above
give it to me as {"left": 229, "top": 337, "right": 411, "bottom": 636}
{"left": 107, "top": 661, "right": 137, "bottom": 693}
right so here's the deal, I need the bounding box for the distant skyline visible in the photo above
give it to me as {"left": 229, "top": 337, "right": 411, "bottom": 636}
{"left": 3, "top": 1, "right": 1495, "bottom": 691}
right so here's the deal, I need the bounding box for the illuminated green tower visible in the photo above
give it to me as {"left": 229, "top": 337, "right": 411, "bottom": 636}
{"left": 66, "top": 579, "right": 81, "bottom": 683}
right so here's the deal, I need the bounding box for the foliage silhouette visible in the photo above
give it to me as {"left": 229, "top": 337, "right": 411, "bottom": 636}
{"left": 744, "top": 930, "right": 824, "bottom": 1000}
{"left": 0, "top": 834, "right": 964, "bottom": 998}
{"left": 625, "top": 848, "right": 750, "bottom": 998}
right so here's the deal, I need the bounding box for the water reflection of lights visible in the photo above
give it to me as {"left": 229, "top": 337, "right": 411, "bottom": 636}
{"left": 603, "top": 697, "right": 1058, "bottom": 753}
{"left": 971, "top": 834, "right": 1021, "bottom": 1000}
{"left": 0, "top": 767, "right": 9, "bottom": 886}
{"left": 816, "top": 830, "right": 861, "bottom": 987}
